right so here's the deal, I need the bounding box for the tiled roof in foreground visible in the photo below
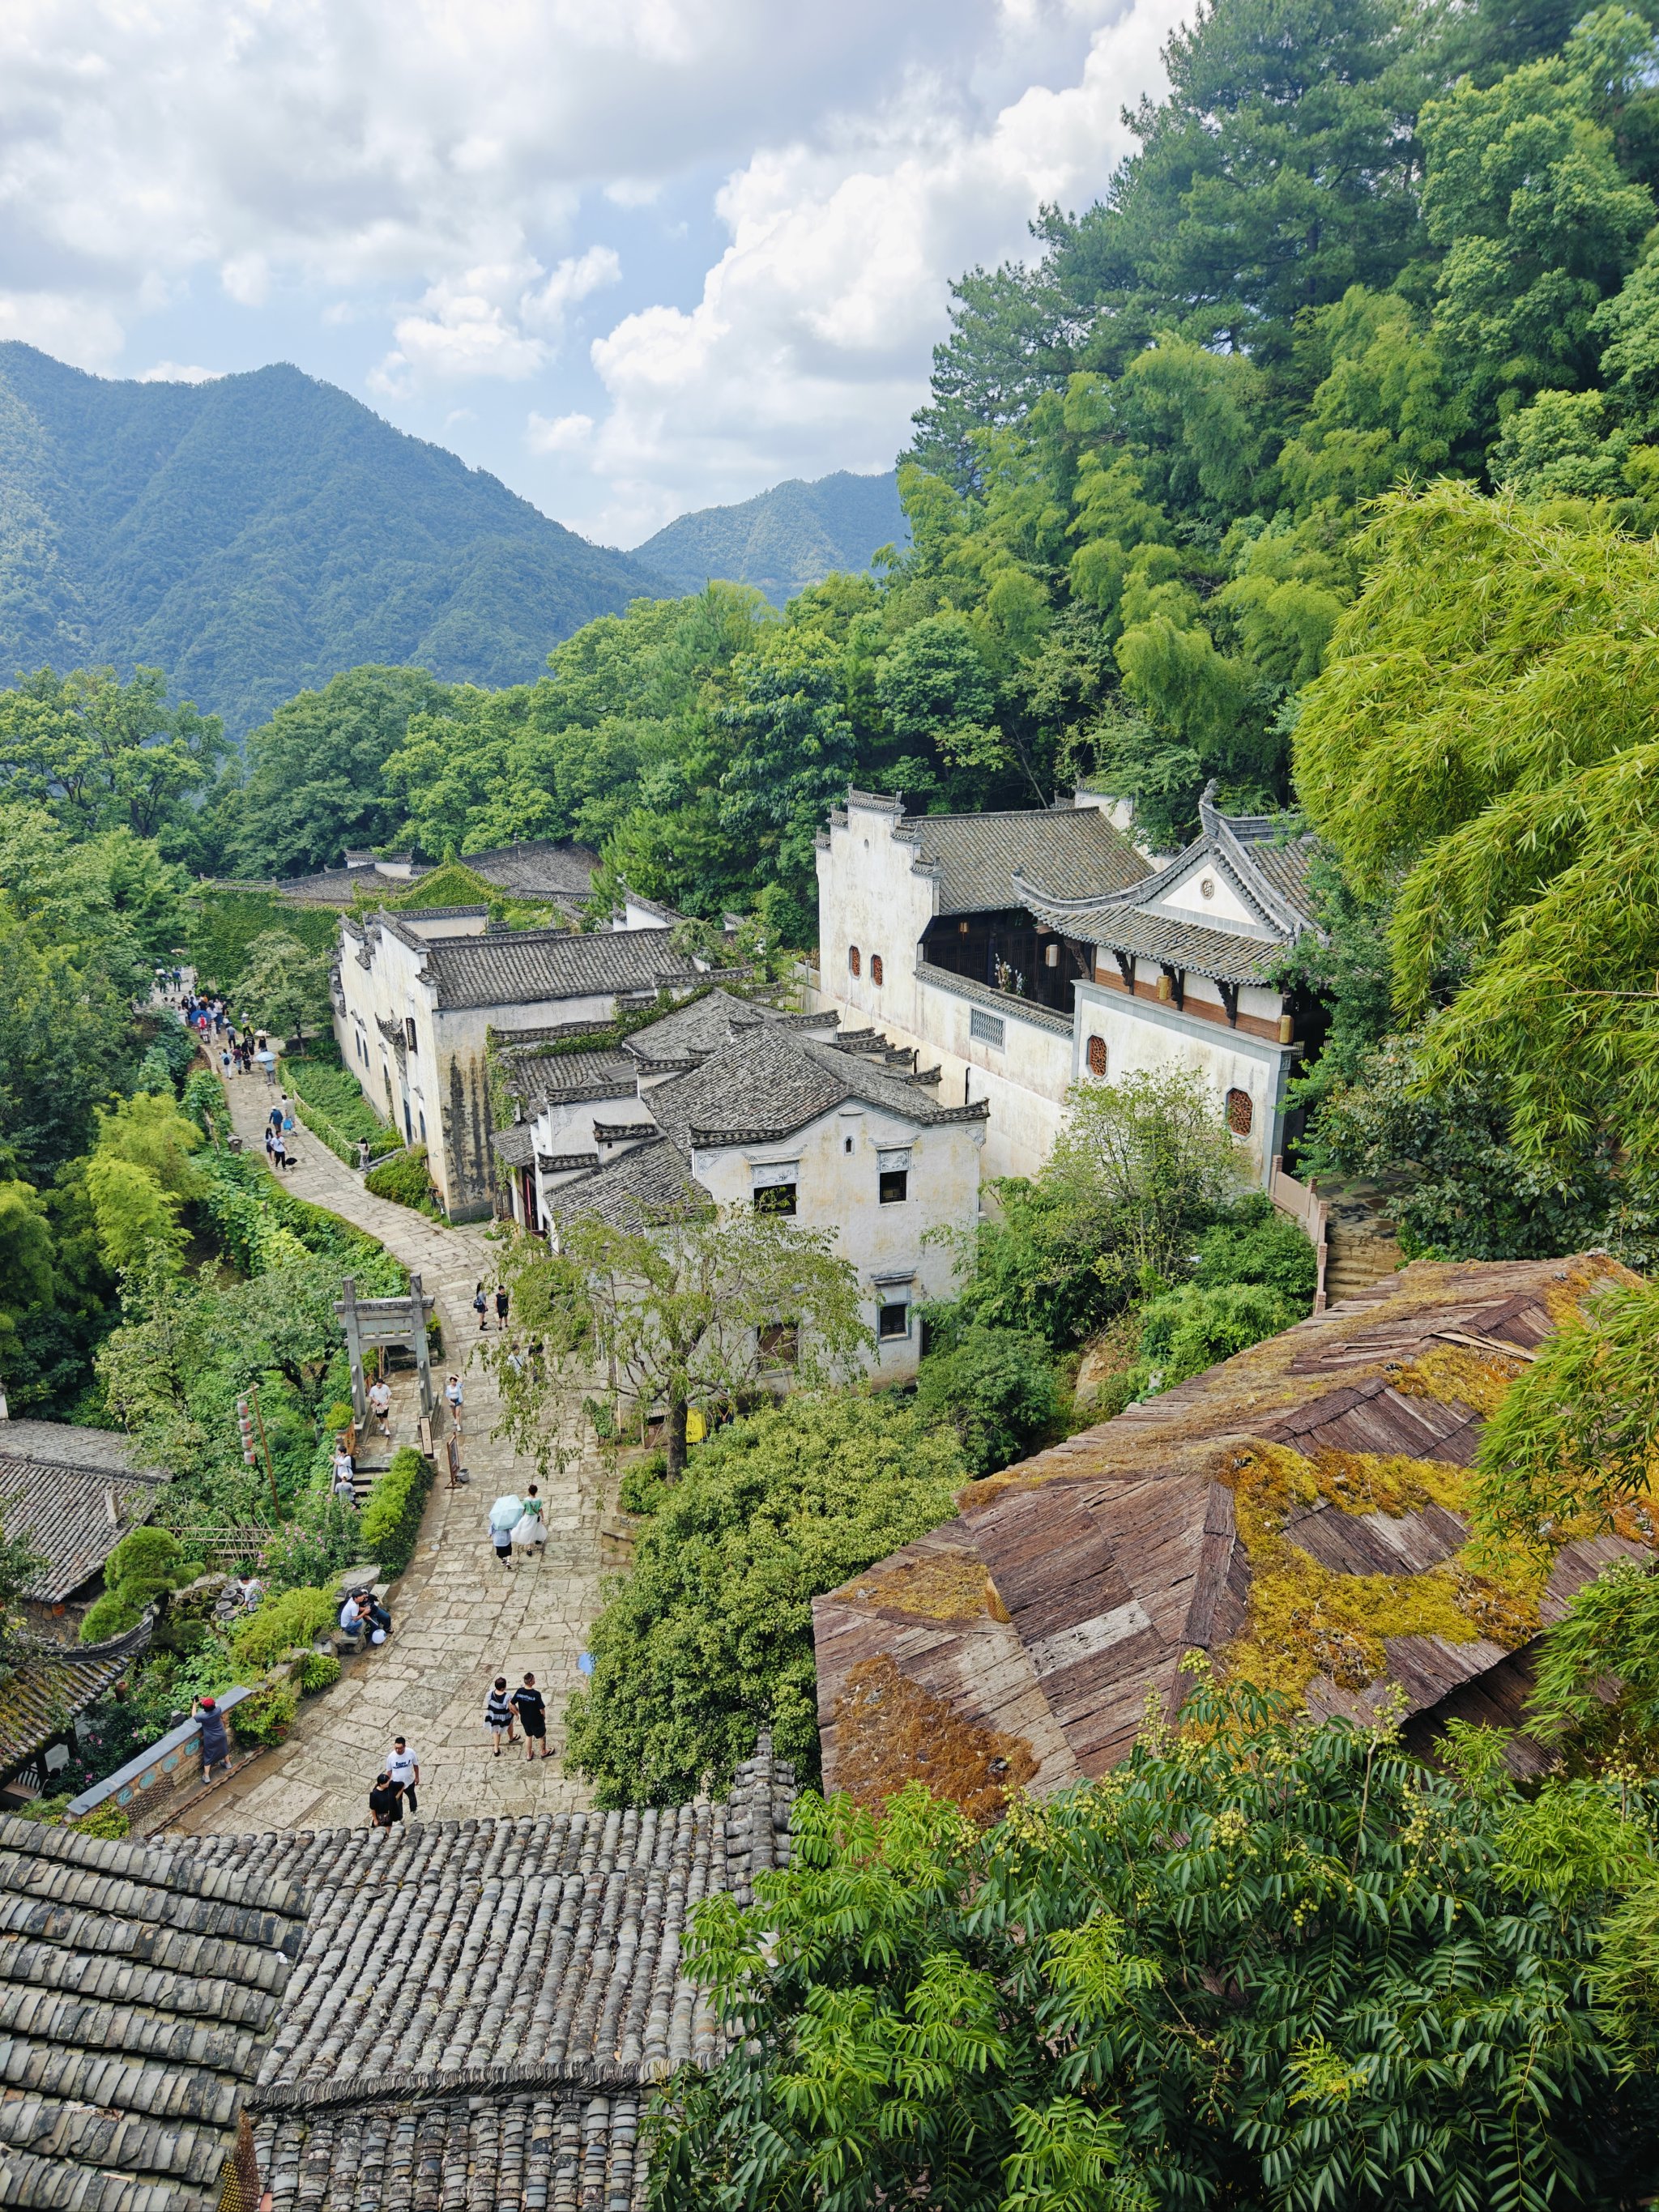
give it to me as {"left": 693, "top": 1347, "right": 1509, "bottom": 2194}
{"left": 0, "top": 1813, "right": 308, "bottom": 2211}
{"left": 168, "top": 1742, "right": 797, "bottom": 2210}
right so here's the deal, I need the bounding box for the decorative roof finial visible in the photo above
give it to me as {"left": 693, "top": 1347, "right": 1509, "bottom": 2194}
{"left": 1197, "top": 778, "right": 1222, "bottom": 841}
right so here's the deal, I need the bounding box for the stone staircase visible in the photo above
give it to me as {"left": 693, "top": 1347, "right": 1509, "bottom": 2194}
{"left": 1317, "top": 1178, "right": 1405, "bottom": 1303}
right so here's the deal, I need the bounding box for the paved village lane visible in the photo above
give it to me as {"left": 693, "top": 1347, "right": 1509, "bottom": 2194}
{"left": 170, "top": 1060, "right": 602, "bottom": 1834}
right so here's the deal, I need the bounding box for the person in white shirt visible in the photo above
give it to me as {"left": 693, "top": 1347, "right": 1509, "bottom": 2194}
{"left": 386, "top": 1736, "right": 420, "bottom": 1815}
{"left": 368, "top": 1378, "right": 392, "bottom": 1438}
{"left": 339, "top": 1592, "right": 365, "bottom": 1640}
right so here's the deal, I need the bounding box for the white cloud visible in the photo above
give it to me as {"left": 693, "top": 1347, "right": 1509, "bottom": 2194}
{"left": 580, "top": 2, "right": 1185, "bottom": 540}
{"left": 0, "top": 0, "right": 1183, "bottom": 529}
{"left": 135, "top": 361, "right": 223, "bottom": 384}
{"left": 527, "top": 411, "right": 596, "bottom": 456}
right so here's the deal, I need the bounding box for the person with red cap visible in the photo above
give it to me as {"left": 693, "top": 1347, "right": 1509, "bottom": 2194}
{"left": 197, "top": 1695, "right": 231, "bottom": 1785}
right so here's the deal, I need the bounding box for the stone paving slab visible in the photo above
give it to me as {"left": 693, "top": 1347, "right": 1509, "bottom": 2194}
{"left": 168, "top": 1058, "right": 602, "bottom": 1835}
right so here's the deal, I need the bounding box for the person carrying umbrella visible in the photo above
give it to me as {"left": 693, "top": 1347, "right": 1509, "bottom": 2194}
{"left": 488, "top": 1493, "right": 523, "bottom": 1569}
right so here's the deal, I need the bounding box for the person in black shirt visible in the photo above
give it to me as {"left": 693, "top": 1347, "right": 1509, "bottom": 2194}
{"left": 510, "top": 1673, "right": 548, "bottom": 1760}
{"left": 368, "top": 1771, "right": 403, "bottom": 1826}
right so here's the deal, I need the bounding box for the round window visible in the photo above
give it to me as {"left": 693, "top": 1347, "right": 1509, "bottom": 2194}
{"left": 1086, "top": 1034, "right": 1107, "bottom": 1077}
{"left": 1226, "top": 1086, "right": 1253, "bottom": 1136}
{"left": 1200, "top": 876, "right": 1216, "bottom": 900}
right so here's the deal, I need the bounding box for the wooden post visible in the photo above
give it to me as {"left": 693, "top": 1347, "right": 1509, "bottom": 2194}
{"left": 249, "top": 1384, "right": 280, "bottom": 1521}
{"left": 342, "top": 1276, "right": 367, "bottom": 1425}
{"left": 410, "top": 1271, "right": 434, "bottom": 1417}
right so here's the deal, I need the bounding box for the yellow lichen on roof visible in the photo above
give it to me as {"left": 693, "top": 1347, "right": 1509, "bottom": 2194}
{"left": 1216, "top": 1440, "right": 1542, "bottom": 1702}
{"left": 954, "top": 1255, "right": 1639, "bottom": 1512}
{"left": 836, "top": 1550, "right": 1009, "bottom": 1622}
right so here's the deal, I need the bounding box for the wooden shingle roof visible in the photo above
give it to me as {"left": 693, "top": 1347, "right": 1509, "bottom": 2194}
{"left": 815, "top": 1256, "right": 1659, "bottom": 1799}
{"left": 0, "top": 1814, "right": 308, "bottom": 2211}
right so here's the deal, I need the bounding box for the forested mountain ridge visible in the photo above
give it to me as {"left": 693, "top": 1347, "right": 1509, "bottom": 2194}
{"left": 0, "top": 344, "right": 668, "bottom": 734}
{"left": 633, "top": 469, "right": 909, "bottom": 603}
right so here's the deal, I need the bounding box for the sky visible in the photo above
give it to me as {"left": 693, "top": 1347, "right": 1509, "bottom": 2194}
{"left": 0, "top": 0, "right": 1183, "bottom": 548}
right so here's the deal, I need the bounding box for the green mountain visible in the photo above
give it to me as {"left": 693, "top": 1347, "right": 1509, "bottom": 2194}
{"left": 0, "top": 343, "right": 667, "bottom": 735}
{"left": 633, "top": 469, "right": 908, "bottom": 605}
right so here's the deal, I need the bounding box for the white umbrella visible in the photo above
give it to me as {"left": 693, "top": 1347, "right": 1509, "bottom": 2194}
{"left": 488, "top": 1494, "right": 524, "bottom": 1533}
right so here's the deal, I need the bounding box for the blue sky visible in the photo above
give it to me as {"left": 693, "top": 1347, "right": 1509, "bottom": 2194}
{"left": 0, "top": 1, "right": 1179, "bottom": 547}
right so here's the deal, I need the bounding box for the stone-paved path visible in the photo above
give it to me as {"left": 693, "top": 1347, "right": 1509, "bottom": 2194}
{"left": 170, "top": 1059, "right": 602, "bottom": 1835}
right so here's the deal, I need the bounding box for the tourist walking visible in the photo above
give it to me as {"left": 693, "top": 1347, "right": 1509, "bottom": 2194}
{"left": 368, "top": 1376, "right": 392, "bottom": 1438}
{"left": 474, "top": 1281, "right": 489, "bottom": 1332}
{"left": 369, "top": 1771, "right": 403, "bottom": 1827}
{"left": 196, "top": 1695, "right": 232, "bottom": 1786}
{"left": 445, "top": 1372, "right": 463, "bottom": 1435}
{"left": 485, "top": 1677, "right": 515, "bottom": 1754}
{"left": 386, "top": 1737, "right": 420, "bottom": 1814}
{"left": 513, "top": 1484, "right": 546, "bottom": 1559}
{"left": 494, "top": 1283, "right": 510, "bottom": 1328}
{"left": 510, "top": 1673, "right": 549, "bottom": 1761}
{"left": 488, "top": 1493, "right": 520, "bottom": 1568}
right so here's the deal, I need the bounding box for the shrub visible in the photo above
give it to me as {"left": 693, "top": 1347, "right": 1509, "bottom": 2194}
{"left": 619, "top": 1452, "right": 669, "bottom": 1515}
{"left": 365, "top": 1144, "right": 442, "bottom": 1217}
{"left": 296, "top": 1649, "right": 342, "bottom": 1695}
{"left": 359, "top": 1445, "right": 433, "bottom": 1575}
{"left": 230, "top": 1681, "right": 298, "bottom": 1746}
{"left": 1135, "top": 1281, "right": 1300, "bottom": 1392}
{"left": 565, "top": 1394, "right": 968, "bottom": 1805}
{"left": 1193, "top": 1192, "right": 1319, "bottom": 1303}
{"left": 79, "top": 1526, "right": 187, "bottom": 1643}
{"left": 911, "top": 1323, "right": 1068, "bottom": 1477}
{"left": 231, "top": 1584, "right": 339, "bottom": 1671}
{"left": 70, "top": 1802, "right": 131, "bottom": 1839}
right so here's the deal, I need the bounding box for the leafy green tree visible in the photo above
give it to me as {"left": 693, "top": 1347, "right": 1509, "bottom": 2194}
{"left": 0, "top": 1174, "right": 56, "bottom": 1386}
{"left": 912, "top": 1323, "right": 1067, "bottom": 1477}
{"left": 564, "top": 1394, "right": 966, "bottom": 1803}
{"left": 1422, "top": 18, "right": 1656, "bottom": 432}
{"left": 1296, "top": 479, "right": 1659, "bottom": 1176}
{"left": 488, "top": 1206, "right": 870, "bottom": 1477}
{"left": 83, "top": 1089, "right": 205, "bottom": 1275}
{"left": 232, "top": 665, "right": 455, "bottom": 878}
{"left": 652, "top": 1673, "right": 1657, "bottom": 2210}
{"left": 237, "top": 929, "right": 332, "bottom": 1047}
{"left": 0, "top": 666, "right": 227, "bottom": 849}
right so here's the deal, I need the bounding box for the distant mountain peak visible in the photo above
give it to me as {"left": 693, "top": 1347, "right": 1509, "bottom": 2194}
{"left": 0, "top": 344, "right": 666, "bottom": 735}
{"left": 633, "top": 467, "right": 908, "bottom": 607}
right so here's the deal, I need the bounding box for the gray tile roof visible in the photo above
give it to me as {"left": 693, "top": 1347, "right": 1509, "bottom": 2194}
{"left": 0, "top": 1447, "right": 166, "bottom": 1605}
{"left": 0, "top": 1421, "right": 151, "bottom": 1477}
{"left": 0, "top": 1813, "right": 308, "bottom": 2211}
{"left": 489, "top": 1125, "right": 536, "bottom": 1170}
{"left": 621, "top": 987, "right": 775, "bottom": 1060}
{"left": 415, "top": 928, "right": 699, "bottom": 1013}
{"left": 0, "top": 1616, "right": 155, "bottom": 1775}
{"left": 647, "top": 1028, "right": 987, "bottom": 1149}
{"left": 547, "top": 1136, "right": 708, "bottom": 1230}
{"left": 887, "top": 803, "right": 1149, "bottom": 915}
{"left": 460, "top": 840, "right": 599, "bottom": 900}
{"left": 164, "top": 1745, "right": 797, "bottom": 2210}
{"left": 494, "top": 1046, "right": 641, "bottom": 1112}
{"left": 1015, "top": 784, "right": 1318, "bottom": 985}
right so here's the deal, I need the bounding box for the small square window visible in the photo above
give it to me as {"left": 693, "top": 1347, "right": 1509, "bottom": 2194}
{"left": 879, "top": 1169, "right": 908, "bottom": 1204}
{"left": 844, "top": 1135, "right": 854, "bottom": 1154}
{"left": 878, "top": 1301, "right": 910, "bottom": 1341}
{"left": 404, "top": 1016, "right": 417, "bottom": 1052}
{"left": 754, "top": 1182, "right": 797, "bottom": 1217}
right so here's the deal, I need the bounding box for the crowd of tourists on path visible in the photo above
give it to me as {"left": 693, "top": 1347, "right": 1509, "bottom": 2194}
{"left": 365, "top": 1668, "right": 552, "bottom": 1824}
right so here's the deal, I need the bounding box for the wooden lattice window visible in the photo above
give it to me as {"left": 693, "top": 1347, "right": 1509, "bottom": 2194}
{"left": 870, "top": 953, "right": 884, "bottom": 985}
{"left": 848, "top": 945, "right": 861, "bottom": 977}
{"left": 1226, "top": 1086, "right": 1253, "bottom": 1136}
{"left": 1086, "top": 1035, "right": 1107, "bottom": 1077}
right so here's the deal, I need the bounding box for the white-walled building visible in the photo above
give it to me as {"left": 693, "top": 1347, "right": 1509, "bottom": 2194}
{"left": 332, "top": 909, "right": 701, "bottom": 1221}
{"left": 811, "top": 783, "right": 1320, "bottom": 1186}
{"left": 493, "top": 988, "right": 987, "bottom": 1381}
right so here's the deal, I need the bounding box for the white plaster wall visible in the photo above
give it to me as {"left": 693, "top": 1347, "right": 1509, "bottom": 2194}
{"left": 1071, "top": 978, "right": 1290, "bottom": 1186}
{"left": 692, "top": 1100, "right": 983, "bottom": 1383}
